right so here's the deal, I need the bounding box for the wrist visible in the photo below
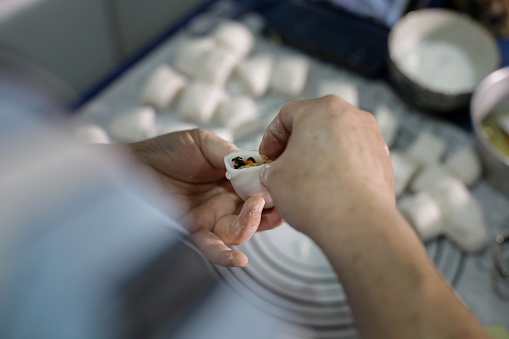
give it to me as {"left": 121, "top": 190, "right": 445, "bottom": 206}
{"left": 307, "top": 199, "right": 428, "bottom": 278}
{"left": 304, "top": 196, "right": 400, "bottom": 247}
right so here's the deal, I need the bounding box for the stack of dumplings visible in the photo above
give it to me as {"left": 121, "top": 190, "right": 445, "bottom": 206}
{"left": 378, "top": 112, "right": 488, "bottom": 253}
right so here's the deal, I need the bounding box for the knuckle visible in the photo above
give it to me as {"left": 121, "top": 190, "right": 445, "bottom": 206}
{"left": 225, "top": 232, "right": 245, "bottom": 246}
{"left": 316, "top": 95, "right": 352, "bottom": 120}
{"left": 363, "top": 110, "right": 378, "bottom": 125}
{"left": 319, "top": 94, "right": 343, "bottom": 105}
{"left": 197, "top": 128, "right": 214, "bottom": 138}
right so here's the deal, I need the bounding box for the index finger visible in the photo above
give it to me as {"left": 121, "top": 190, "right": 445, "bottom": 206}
{"left": 258, "top": 99, "right": 312, "bottom": 160}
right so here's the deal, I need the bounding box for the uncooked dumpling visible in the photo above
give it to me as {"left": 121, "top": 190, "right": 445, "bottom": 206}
{"left": 174, "top": 37, "right": 216, "bottom": 78}
{"left": 212, "top": 20, "right": 254, "bottom": 59}
{"left": 224, "top": 150, "right": 273, "bottom": 208}
{"left": 423, "top": 178, "right": 488, "bottom": 253}
{"left": 398, "top": 191, "right": 445, "bottom": 242}
{"left": 215, "top": 95, "right": 259, "bottom": 130}
{"left": 108, "top": 107, "right": 156, "bottom": 142}
{"left": 391, "top": 151, "right": 419, "bottom": 196}
{"left": 195, "top": 47, "right": 238, "bottom": 86}
{"left": 236, "top": 54, "right": 273, "bottom": 97}
{"left": 270, "top": 56, "right": 310, "bottom": 97}
{"left": 406, "top": 131, "right": 446, "bottom": 166}
{"left": 141, "top": 64, "right": 186, "bottom": 110}
{"left": 178, "top": 82, "right": 228, "bottom": 125}
{"left": 75, "top": 124, "right": 110, "bottom": 144}
{"left": 444, "top": 147, "right": 482, "bottom": 186}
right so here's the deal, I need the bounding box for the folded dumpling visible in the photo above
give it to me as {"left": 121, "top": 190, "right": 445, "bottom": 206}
{"left": 224, "top": 150, "right": 274, "bottom": 208}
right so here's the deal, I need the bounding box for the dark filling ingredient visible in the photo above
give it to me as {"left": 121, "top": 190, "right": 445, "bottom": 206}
{"left": 232, "top": 156, "right": 257, "bottom": 169}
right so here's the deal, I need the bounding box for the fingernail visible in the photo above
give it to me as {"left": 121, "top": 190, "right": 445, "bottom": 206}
{"left": 259, "top": 164, "right": 270, "bottom": 187}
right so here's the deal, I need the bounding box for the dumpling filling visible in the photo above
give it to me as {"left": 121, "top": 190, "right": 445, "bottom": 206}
{"left": 232, "top": 156, "right": 266, "bottom": 169}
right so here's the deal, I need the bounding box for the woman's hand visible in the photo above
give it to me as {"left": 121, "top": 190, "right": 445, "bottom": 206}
{"left": 258, "top": 96, "right": 488, "bottom": 339}
{"left": 258, "top": 95, "right": 395, "bottom": 239}
{"left": 129, "top": 129, "right": 283, "bottom": 267}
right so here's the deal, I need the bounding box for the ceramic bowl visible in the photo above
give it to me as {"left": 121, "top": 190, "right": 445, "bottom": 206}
{"left": 471, "top": 67, "right": 509, "bottom": 195}
{"left": 388, "top": 9, "right": 500, "bottom": 112}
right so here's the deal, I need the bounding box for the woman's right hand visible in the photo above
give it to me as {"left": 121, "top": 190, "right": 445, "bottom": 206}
{"left": 258, "top": 96, "right": 489, "bottom": 339}
{"left": 258, "top": 95, "right": 395, "bottom": 239}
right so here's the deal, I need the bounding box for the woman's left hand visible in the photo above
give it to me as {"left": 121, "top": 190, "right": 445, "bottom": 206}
{"left": 129, "top": 129, "right": 283, "bottom": 267}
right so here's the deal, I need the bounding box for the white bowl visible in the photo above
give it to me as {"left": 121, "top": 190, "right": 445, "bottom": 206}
{"left": 388, "top": 9, "right": 500, "bottom": 112}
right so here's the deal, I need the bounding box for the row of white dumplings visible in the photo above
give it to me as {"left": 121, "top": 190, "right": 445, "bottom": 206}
{"left": 80, "top": 20, "right": 374, "bottom": 144}
{"left": 78, "top": 18, "right": 370, "bottom": 145}
{"left": 81, "top": 83, "right": 359, "bottom": 145}
{"left": 77, "top": 78, "right": 360, "bottom": 145}
{"left": 79, "top": 19, "right": 315, "bottom": 144}
{"left": 103, "top": 68, "right": 362, "bottom": 143}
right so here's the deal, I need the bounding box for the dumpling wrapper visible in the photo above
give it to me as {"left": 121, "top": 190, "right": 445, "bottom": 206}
{"left": 422, "top": 178, "right": 488, "bottom": 253}
{"left": 391, "top": 151, "right": 419, "bottom": 197}
{"left": 270, "top": 56, "right": 310, "bottom": 97}
{"left": 215, "top": 95, "right": 259, "bottom": 130}
{"left": 75, "top": 124, "right": 110, "bottom": 144}
{"left": 224, "top": 150, "right": 274, "bottom": 208}
{"left": 406, "top": 131, "right": 446, "bottom": 166}
{"left": 410, "top": 163, "right": 456, "bottom": 193}
{"left": 178, "top": 82, "right": 228, "bottom": 125}
{"left": 398, "top": 191, "right": 445, "bottom": 242}
{"left": 236, "top": 54, "right": 273, "bottom": 97}
{"left": 444, "top": 147, "right": 482, "bottom": 186}
{"left": 212, "top": 20, "right": 254, "bottom": 59}
{"left": 195, "top": 47, "right": 239, "bottom": 86}
{"left": 174, "top": 37, "right": 216, "bottom": 78}
{"left": 141, "top": 64, "right": 187, "bottom": 110}
{"left": 108, "top": 106, "right": 156, "bottom": 142}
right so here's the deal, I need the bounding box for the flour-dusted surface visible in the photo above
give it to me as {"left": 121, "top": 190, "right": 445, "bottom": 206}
{"left": 77, "top": 11, "right": 509, "bottom": 339}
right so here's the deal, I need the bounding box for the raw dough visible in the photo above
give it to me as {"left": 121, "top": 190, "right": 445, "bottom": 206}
{"left": 108, "top": 107, "right": 156, "bottom": 142}
{"left": 212, "top": 20, "right": 254, "bottom": 59}
{"left": 75, "top": 124, "right": 110, "bottom": 144}
{"left": 444, "top": 147, "right": 482, "bottom": 186}
{"left": 391, "top": 151, "right": 420, "bottom": 196}
{"left": 195, "top": 47, "right": 238, "bottom": 86}
{"left": 424, "top": 178, "right": 488, "bottom": 253}
{"left": 236, "top": 54, "right": 273, "bottom": 97}
{"left": 406, "top": 131, "right": 446, "bottom": 166}
{"left": 270, "top": 56, "right": 310, "bottom": 97}
{"left": 399, "top": 191, "right": 445, "bottom": 242}
{"left": 174, "top": 37, "right": 216, "bottom": 78}
{"left": 215, "top": 95, "right": 259, "bottom": 130}
{"left": 141, "top": 65, "right": 186, "bottom": 110}
{"left": 410, "top": 163, "right": 456, "bottom": 192}
{"left": 178, "top": 82, "right": 228, "bottom": 125}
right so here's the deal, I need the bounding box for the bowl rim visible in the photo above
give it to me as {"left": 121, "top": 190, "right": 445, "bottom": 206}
{"left": 471, "top": 66, "right": 509, "bottom": 167}
{"left": 388, "top": 8, "right": 501, "bottom": 96}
